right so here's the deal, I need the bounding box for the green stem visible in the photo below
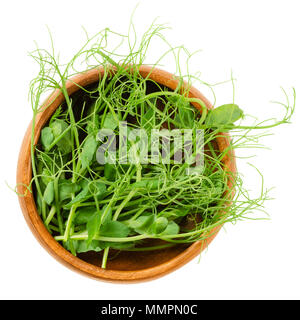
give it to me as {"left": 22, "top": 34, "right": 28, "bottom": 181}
{"left": 63, "top": 204, "right": 78, "bottom": 242}
{"left": 101, "top": 146, "right": 142, "bottom": 268}
{"left": 55, "top": 233, "right": 149, "bottom": 242}
{"left": 45, "top": 126, "right": 72, "bottom": 152}
{"left": 30, "top": 114, "right": 47, "bottom": 221}
{"left": 122, "top": 243, "right": 176, "bottom": 251}
{"left": 101, "top": 248, "right": 110, "bottom": 268}
{"left": 45, "top": 205, "right": 56, "bottom": 226}
{"left": 53, "top": 177, "right": 64, "bottom": 235}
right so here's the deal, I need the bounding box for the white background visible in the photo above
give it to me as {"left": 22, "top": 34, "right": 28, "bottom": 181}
{"left": 1, "top": 0, "right": 299, "bottom": 300}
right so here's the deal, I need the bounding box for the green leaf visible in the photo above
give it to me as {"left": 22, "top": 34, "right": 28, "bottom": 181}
{"left": 90, "top": 181, "right": 107, "bottom": 198}
{"left": 64, "top": 240, "right": 79, "bottom": 254}
{"left": 75, "top": 239, "right": 134, "bottom": 253}
{"left": 171, "top": 96, "right": 194, "bottom": 128}
{"left": 76, "top": 240, "right": 105, "bottom": 253}
{"left": 205, "top": 104, "right": 243, "bottom": 126}
{"left": 43, "top": 181, "right": 54, "bottom": 205}
{"left": 49, "top": 119, "right": 72, "bottom": 153}
{"left": 74, "top": 207, "right": 96, "bottom": 225}
{"left": 104, "top": 163, "right": 116, "bottom": 181}
{"left": 126, "top": 214, "right": 155, "bottom": 234}
{"left": 58, "top": 180, "right": 81, "bottom": 202}
{"left": 106, "top": 242, "right": 135, "bottom": 250}
{"left": 41, "top": 168, "right": 52, "bottom": 186}
{"left": 151, "top": 217, "right": 168, "bottom": 234}
{"left": 179, "top": 107, "right": 194, "bottom": 128}
{"left": 142, "top": 106, "right": 155, "bottom": 132}
{"left": 66, "top": 184, "right": 90, "bottom": 207}
{"left": 36, "top": 193, "right": 43, "bottom": 213}
{"left": 50, "top": 119, "right": 66, "bottom": 136}
{"left": 86, "top": 205, "right": 112, "bottom": 244}
{"left": 101, "top": 206, "right": 112, "bottom": 225}
{"left": 161, "top": 221, "right": 180, "bottom": 236}
{"left": 80, "top": 135, "right": 98, "bottom": 169}
{"left": 74, "top": 206, "right": 112, "bottom": 225}
{"left": 41, "top": 127, "right": 54, "bottom": 150}
{"left": 159, "top": 207, "right": 189, "bottom": 219}
{"left": 132, "top": 179, "right": 160, "bottom": 191}
{"left": 100, "top": 221, "right": 130, "bottom": 238}
{"left": 87, "top": 211, "right": 102, "bottom": 245}
{"left": 103, "top": 113, "right": 118, "bottom": 130}
{"left": 86, "top": 119, "right": 99, "bottom": 134}
{"left": 65, "top": 180, "right": 106, "bottom": 208}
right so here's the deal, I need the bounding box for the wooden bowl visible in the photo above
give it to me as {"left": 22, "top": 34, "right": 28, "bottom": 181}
{"left": 17, "top": 66, "right": 236, "bottom": 283}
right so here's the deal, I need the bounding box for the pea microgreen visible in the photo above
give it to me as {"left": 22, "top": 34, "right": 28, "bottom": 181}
{"left": 23, "top": 17, "right": 295, "bottom": 270}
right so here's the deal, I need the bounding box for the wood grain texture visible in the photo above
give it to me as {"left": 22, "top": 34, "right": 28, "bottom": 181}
{"left": 16, "top": 66, "right": 236, "bottom": 283}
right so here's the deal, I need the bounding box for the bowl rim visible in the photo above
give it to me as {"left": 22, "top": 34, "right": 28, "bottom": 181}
{"left": 16, "top": 65, "right": 236, "bottom": 283}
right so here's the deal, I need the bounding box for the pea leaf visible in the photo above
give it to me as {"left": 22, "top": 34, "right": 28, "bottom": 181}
{"left": 103, "top": 113, "right": 118, "bottom": 130}
{"left": 101, "top": 206, "right": 113, "bottom": 225}
{"left": 50, "top": 119, "right": 66, "bottom": 136}
{"left": 41, "top": 127, "right": 54, "bottom": 150}
{"left": 205, "top": 104, "right": 243, "bottom": 126}
{"left": 74, "top": 207, "right": 96, "bottom": 225}
{"left": 171, "top": 96, "right": 194, "bottom": 128}
{"left": 75, "top": 239, "right": 134, "bottom": 253}
{"left": 126, "top": 214, "right": 155, "bottom": 234}
{"left": 86, "top": 119, "right": 99, "bottom": 135}
{"left": 100, "top": 221, "right": 130, "bottom": 238}
{"left": 159, "top": 207, "right": 189, "bottom": 219}
{"left": 65, "top": 180, "right": 106, "bottom": 208}
{"left": 89, "top": 181, "right": 107, "bottom": 198}
{"left": 161, "top": 221, "right": 180, "bottom": 236}
{"left": 64, "top": 240, "right": 78, "bottom": 254}
{"left": 151, "top": 217, "right": 168, "bottom": 234}
{"left": 58, "top": 180, "right": 81, "bottom": 202}
{"left": 132, "top": 179, "right": 160, "bottom": 191}
{"left": 142, "top": 106, "right": 155, "bottom": 132}
{"left": 43, "top": 181, "right": 54, "bottom": 205}
{"left": 49, "top": 120, "right": 72, "bottom": 153}
{"left": 179, "top": 106, "right": 194, "bottom": 128}
{"left": 106, "top": 242, "right": 135, "bottom": 250}
{"left": 74, "top": 206, "right": 112, "bottom": 225}
{"left": 87, "top": 211, "right": 102, "bottom": 245}
{"left": 36, "top": 193, "right": 43, "bottom": 213}
{"left": 86, "top": 205, "right": 112, "bottom": 244}
{"left": 66, "top": 184, "right": 90, "bottom": 207}
{"left": 104, "top": 163, "right": 116, "bottom": 181}
{"left": 41, "top": 168, "right": 52, "bottom": 186}
{"left": 76, "top": 240, "right": 105, "bottom": 253}
{"left": 80, "top": 135, "right": 98, "bottom": 169}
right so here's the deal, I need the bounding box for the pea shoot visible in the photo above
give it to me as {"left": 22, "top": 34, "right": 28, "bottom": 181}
{"left": 26, "top": 20, "right": 295, "bottom": 269}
